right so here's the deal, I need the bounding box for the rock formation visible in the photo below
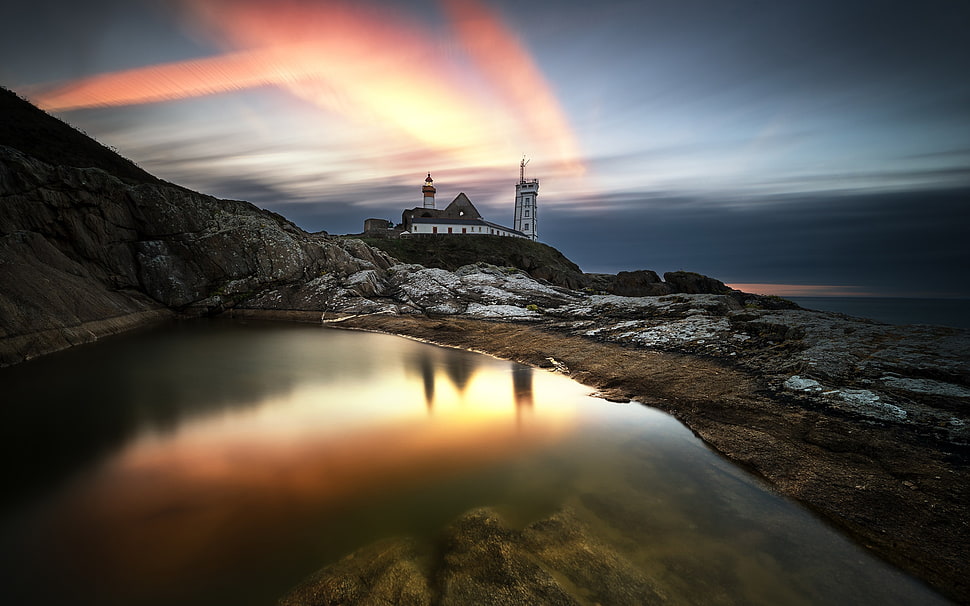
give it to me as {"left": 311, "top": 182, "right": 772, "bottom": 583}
{"left": 0, "top": 143, "right": 400, "bottom": 365}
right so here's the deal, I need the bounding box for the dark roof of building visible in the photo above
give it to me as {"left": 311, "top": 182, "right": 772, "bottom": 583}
{"left": 443, "top": 193, "right": 482, "bottom": 218}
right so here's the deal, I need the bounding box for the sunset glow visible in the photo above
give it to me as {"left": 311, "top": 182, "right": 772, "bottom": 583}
{"left": 28, "top": 0, "right": 584, "bottom": 173}
{"left": 727, "top": 284, "right": 871, "bottom": 297}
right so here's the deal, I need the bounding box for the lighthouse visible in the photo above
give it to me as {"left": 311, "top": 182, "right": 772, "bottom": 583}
{"left": 513, "top": 158, "right": 538, "bottom": 241}
{"left": 422, "top": 173, "right": 436, "bottom": 209}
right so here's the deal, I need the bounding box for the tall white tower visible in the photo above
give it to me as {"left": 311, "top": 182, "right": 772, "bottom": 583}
{"left": 422, "top": 173, "right": 436, "bottom": 209}
{"left": 513, "top": 158, "right": 538, "bottom": 240}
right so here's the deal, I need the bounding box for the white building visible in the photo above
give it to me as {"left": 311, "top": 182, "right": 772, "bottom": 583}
{"left": 401, "top": 161, "right": 539, "bottom": 240}
{"left": 513, "top": 158, "right": 538, "bottom": 241}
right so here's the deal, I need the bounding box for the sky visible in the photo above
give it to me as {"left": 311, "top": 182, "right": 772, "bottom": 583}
{"left": 2, "top": 0, "right": 969, "bottom": 297}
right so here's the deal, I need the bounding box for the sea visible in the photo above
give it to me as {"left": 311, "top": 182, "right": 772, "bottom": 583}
{"left": 788, "top": 297, "right": 970, "bottom": 330}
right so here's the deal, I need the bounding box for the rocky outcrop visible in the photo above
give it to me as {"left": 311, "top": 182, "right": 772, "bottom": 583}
{"left": 661, "top": 270, "right": 733, "bottom": 295}
{"left": 240, "top": 262, "right": 579, "bottom": 318}
{"left": 0, "top": 145, "right": 395, "bottom": 365}
{"left": 540, "top": 293, "right": 969, "bottom": 440}
{"left": 279, "top": 508, "right": 665, "bottom": 606}
{"left": 583, "top": 270, "right": 799, "bottom": 309}
{"left": 359, "top": 234, "right": 591, "bottom": 290}
{"left": 586, "top": 269, "right": 672, "bottom": 296}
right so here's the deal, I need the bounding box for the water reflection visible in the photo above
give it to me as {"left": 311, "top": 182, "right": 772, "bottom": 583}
{"left": 0, "top": 320, "right": 952, "bottom": 606}
{"left": 417, "top": 351, "right": 435, "bottom": 411}
{"left": 406, "top": 347, "right": 535, "bottom": 422}
{"left": 0, "top": 320, "right": 582, "bottom": 606}
{"left": 513, "top": 365, "right": 534, "bottom": 425}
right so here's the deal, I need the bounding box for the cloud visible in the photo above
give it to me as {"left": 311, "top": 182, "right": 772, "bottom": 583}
{"left": 543, "top": 187, "right": 970, "bottom": 297}
{"left": 440, "top": 0, "right": 583, "bottom": 174}
{"left": 24, "top": 0, "right": 583, "bottom": 175}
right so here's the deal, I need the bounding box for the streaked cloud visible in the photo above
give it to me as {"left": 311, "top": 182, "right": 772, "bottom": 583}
{"left": 26, "top": 0, "right": 583, "bottom": 174}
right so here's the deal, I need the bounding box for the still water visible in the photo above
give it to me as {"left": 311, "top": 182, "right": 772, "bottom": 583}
{"left": 0, "top": 320, "right": 950, "bottom": 605}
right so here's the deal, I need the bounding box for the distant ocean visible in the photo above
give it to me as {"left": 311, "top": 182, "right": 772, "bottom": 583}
{"left": 788, "top": 297, "right": 970, "bottom": 331}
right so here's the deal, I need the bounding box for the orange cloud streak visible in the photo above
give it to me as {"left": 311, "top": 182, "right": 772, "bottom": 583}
{"left": 442, "top": 0, "right": 584, "bottom": 173}
{"left": 27, "top": 0, "right": 583, "bottom": 173}
{"left": 30, "top": 49, "right": 306, "bottom": 111}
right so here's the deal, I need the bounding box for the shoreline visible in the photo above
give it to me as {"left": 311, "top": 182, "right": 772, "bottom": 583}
{"left": 316, "top": 313, "right": 968, "bottom": 604}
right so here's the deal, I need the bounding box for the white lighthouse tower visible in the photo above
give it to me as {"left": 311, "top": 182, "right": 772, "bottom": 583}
{"left": 422, "top": 173, "right": 436, "bottom": 209}
{"left": 513, "top": 158, "right": 538, "bottom": 241}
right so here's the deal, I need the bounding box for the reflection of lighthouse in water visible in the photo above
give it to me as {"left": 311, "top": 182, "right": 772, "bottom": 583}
{"left": 408, "top": 352, "right": 535, "bottom": 422}
{"left": 417, "top": 352, "right": 435, "bottom": 412}
{"left": 512, "top": 365, "right": 534, "bottom": 426}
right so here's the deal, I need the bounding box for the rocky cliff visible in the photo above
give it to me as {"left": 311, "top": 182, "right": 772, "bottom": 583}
{"left": 0, "top": 142, "right": 403, "bottom": 365}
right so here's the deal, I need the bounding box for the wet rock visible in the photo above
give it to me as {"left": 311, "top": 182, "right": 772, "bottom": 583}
{"left": 278, "top": 539, "right": 431, "bottom": 606}
{"left": 280, "top": 507, "right": 665, "bottom": 606}
{"left": 436, "top": 508, "right": 578, "bottom": 606}
{"left": 522, "top": 509, "right": 666, "bottom": 606}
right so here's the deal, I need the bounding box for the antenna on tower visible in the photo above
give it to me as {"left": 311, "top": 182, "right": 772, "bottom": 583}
{"left": 519, "top": 156, "right": 530, "bottom": 182}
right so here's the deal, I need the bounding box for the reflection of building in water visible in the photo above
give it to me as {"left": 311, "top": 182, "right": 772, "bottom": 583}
{"left": 444, "top": 355, "right": 475, "bottom": 394}
{"left": 512, "top": 365, "right": 534, "bottom": 426}
{"left": 418, "top": 352, "right": 435, "bottom": 412}
{"left": 407, "top": 352, "right": 535, "bottom": 425}
{"left": 406, "top": 350, "right": 482, "bottom": 412}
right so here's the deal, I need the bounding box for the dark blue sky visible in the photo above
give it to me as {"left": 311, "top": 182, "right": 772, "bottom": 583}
{"left": 3, "top": 0, "right": 969, "bottom": 296}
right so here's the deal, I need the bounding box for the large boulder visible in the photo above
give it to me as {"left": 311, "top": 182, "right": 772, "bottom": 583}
{"left": 611, "top": 270, "right": 673, "bottom": 296}
{"left": 662, "top": 270, "right": 735, "bottom": 295}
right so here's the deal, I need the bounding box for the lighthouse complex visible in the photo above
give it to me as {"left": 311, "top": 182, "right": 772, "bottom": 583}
{"left": 363, "top": 160, "right": 539, "bottom": 241}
